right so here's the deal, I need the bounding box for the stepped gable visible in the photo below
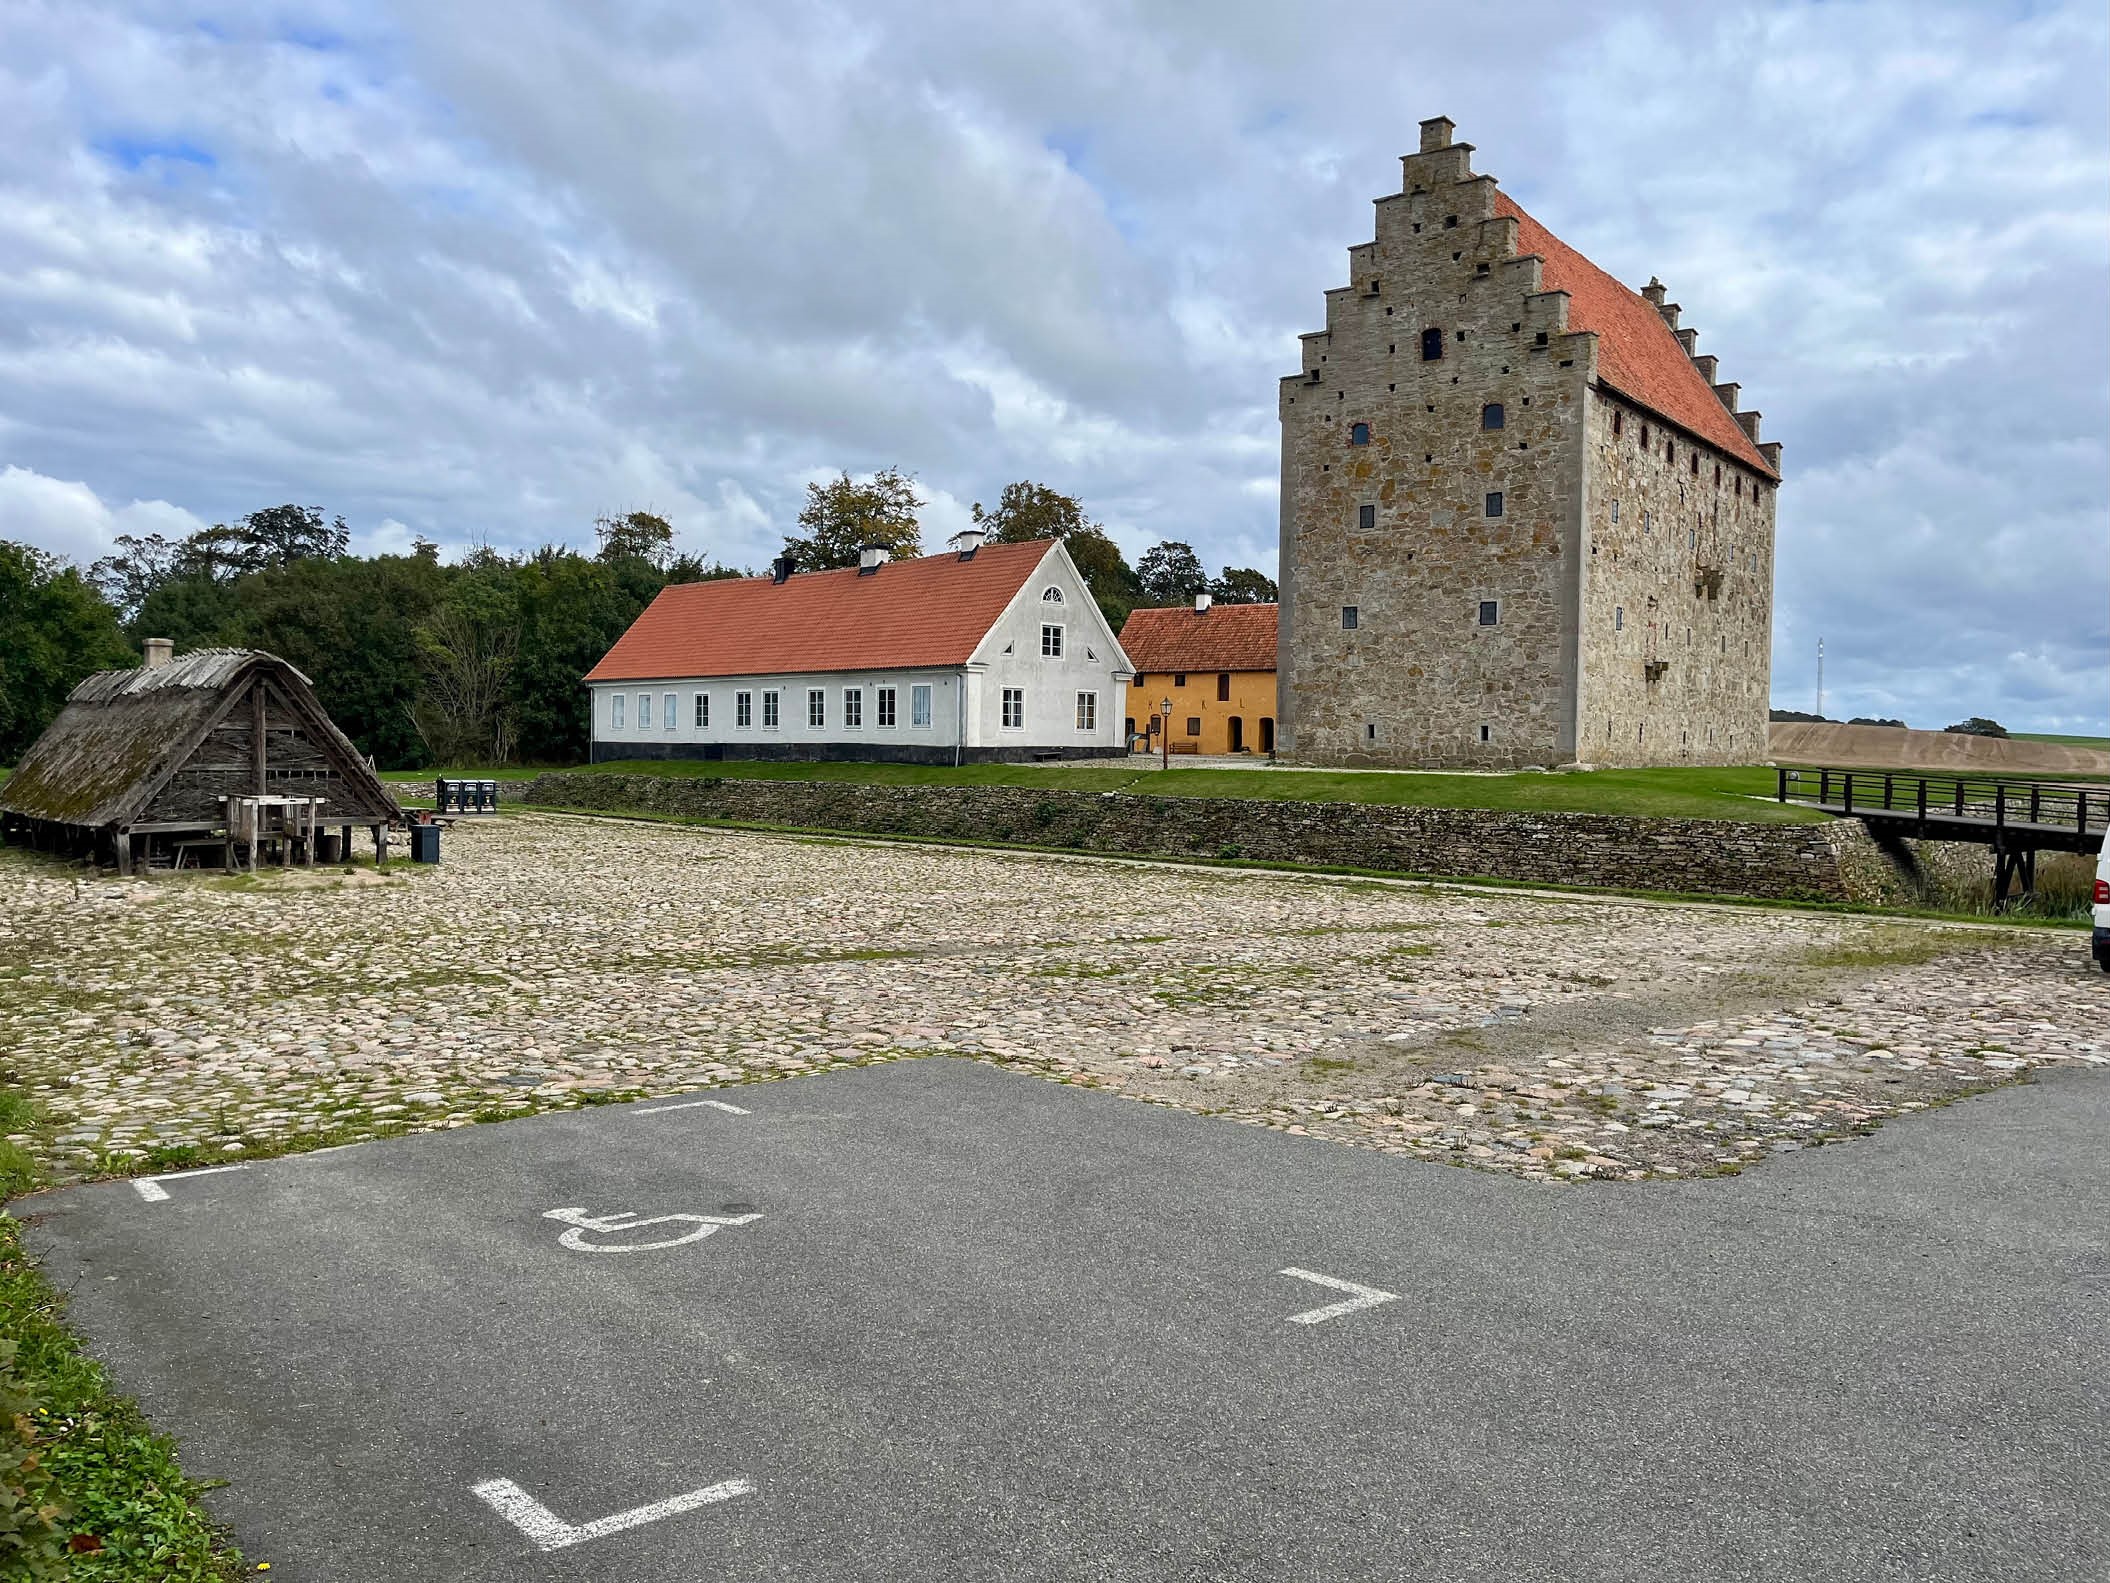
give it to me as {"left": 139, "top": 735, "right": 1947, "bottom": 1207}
{"left": 585, "top": 538, "right": 1055, "bottom": 682}
{"left": 1495, "top": 192, "right": 1775, "bottom": 478}
{"left": 1118, "top": 604, "right": 1277, "bottom": 674}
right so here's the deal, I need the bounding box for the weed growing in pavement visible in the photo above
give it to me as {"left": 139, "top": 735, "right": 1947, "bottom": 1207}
{"left": 1802, "top": 930, "right": 1979, "bottom": 970}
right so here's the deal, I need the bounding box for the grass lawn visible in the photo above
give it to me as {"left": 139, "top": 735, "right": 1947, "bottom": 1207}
{"left": 2013, "top": 731, "right": 2110, "bottom": 750}
{"left": 387, "top": 757, "right": 1822, "bottom": 824}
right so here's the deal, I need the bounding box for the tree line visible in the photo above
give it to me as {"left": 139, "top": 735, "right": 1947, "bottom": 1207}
{"left": 0, "top": 475, "right": 1275, "bottom": 769}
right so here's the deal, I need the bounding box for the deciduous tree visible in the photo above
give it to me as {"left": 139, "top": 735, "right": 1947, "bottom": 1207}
{"left": 781, "top": 468, "right": 922, "bottom": 570}
{"left": 0, "top": 542, "right": 132, "bottom": 762}
{"left": 1135, "top": 540, "right": 1208, "bottom": 606}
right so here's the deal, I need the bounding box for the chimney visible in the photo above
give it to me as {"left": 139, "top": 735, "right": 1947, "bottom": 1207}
{"left": 1193, "top": 593, "right": 1213, "bottom": 614}
{"left": 770, "top": 555, "right": 796, "bottom": 584}
{"left": 947, "top": 527, "right": 986, "bottom": 558}
{"left": 857, "top": 546, "right": 888, "bottom": 575}
{"left": 1642, "top": 277, "right": 1667, "bottom": 307}
{"left": 142, "top": 637, "right": 174, "bottom": 670}
{"left": 1419, "top": 116, "right": 1455, "bottom": 152}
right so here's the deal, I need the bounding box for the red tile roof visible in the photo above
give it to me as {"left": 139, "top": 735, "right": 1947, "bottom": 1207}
{"left": 584, "top": 539, "right": 1057, "bottom": 682}
{"left": 1496, "top": 193, "right": 1776, "bottom": 478}
{"left": 1119, "top": 603, "right": 1277, "bottom": 674}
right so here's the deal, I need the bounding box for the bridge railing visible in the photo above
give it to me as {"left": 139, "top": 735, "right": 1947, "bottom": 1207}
{"left": 1777, "top": 766, "right": 2110, "bottom": 842}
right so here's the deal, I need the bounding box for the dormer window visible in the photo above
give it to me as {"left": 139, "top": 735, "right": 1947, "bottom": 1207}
{"left": 1349, "top": 422, "right": 1370, "bottom": 445}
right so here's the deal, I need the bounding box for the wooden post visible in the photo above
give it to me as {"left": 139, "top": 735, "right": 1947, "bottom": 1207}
{"left": 114, "top": 828, "right": 132, "bottom": 878}
{"left": 252, "top": 682, "right": 267, "bottom": 794}
{"left": 373, "top": 823, "right": 388, "bottom": 866}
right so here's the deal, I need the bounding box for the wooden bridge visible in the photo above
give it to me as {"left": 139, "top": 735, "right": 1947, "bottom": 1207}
{"left": 1777, "top": 766, "right": 2108, "bottom": 902}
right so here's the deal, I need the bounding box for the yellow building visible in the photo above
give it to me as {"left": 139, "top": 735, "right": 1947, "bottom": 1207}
{"left": 1119, "top": 600, "right": 1278, "bottom": 756}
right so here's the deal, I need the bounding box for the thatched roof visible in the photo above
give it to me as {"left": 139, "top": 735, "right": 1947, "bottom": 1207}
{"left": 0, "top": 648, "right": 400, "bottom": 830}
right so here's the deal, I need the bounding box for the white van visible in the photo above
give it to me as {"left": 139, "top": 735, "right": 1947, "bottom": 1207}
{"left": 2095, "top": 828, "right": 2110, "bottom": 972}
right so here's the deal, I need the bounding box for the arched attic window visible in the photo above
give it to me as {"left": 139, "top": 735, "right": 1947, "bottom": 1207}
{"left": 1041, "top": 586, "right": 1063, "bottom": 604}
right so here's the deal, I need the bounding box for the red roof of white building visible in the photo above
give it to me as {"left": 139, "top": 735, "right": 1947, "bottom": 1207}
{"left": 1496, "top": 192, "right": 1776, "bottom": 478}
{"left": 585, "top": 539, "right": 1059, "bottom": 683}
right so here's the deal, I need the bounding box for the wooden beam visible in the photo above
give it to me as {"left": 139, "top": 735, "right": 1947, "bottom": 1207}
{"left": 252, "top": 681, "right": 267, "bottom": 794}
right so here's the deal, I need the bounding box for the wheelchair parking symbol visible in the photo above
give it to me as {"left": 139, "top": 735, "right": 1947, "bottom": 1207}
{"left": 541, "top": 1205, "right": 762, "bottom": 1253}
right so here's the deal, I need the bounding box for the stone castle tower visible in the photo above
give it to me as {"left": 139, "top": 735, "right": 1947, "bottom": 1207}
{"left": 1277, "top": 117, "right": 1781, "bottom": 768}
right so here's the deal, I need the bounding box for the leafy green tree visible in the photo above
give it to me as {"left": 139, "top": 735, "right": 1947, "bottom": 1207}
{"left": 1135, "top": 540, "right": 1208, "bottom": 606}
{"left": 782, "top": 468, "right": 922, "bottom": 570}
{"left": 412, "top": 550, "right": 521, "bottom": 764}
{"left": 1944, "top": 717, "right": 2007, "bottom": 738}
{"left": 595, "top": 511, "right": 677, "bottom": 568}
{"left": 1208, "top": 567, "right": 1278, "bottom": 605}
{"left": 511, "top": 549, "right": 664, "bottom": 763}
{"left": 0, "top": 542, "right": 132, "bottom": 762}
{"left": 88, "top": 531, "right": 183, "bottom": 621}
{"left": 972, "top": 481, "right": 1140, "bottom": 631}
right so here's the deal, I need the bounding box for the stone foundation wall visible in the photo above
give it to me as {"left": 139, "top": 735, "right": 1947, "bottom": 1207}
{"left": 518, "top": 772, "right": 1890, "bottom": 904}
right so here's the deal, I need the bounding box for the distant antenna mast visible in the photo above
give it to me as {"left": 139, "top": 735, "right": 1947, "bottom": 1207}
{"left": 1815, "top": 637, "right": 1825, "bottom": 719}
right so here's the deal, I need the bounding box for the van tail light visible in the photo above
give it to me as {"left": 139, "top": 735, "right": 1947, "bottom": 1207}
{"left": 2096, "top": 879, "right": 2110, "bottom": 906}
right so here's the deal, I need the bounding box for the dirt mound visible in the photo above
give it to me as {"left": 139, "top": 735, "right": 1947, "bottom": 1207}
{"left": 1769, "top": 722, "right": 2110, "bottom": 775}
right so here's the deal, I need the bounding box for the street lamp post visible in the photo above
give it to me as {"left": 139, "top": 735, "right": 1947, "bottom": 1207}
{"left": 1161, "top": 696, "right": 1172, "bottom": 770}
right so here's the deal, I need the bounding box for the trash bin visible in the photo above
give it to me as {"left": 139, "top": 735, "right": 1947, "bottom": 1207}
{"left": 411, "top": 824, "right": 441, "bottom": 864}
{"left": 316, "top": 831, "right": 343, "bottom": 864}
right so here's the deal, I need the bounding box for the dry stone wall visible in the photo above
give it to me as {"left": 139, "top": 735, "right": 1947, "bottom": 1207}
{"left": 518, "top": 772, "right": 1891, "bottom": 904}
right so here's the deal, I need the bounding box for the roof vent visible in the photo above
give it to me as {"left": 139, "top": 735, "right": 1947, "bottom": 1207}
{"left": 770, "top": 555, "right": 796, "bottom": 585}
{"left": 947, "top": 527, "right": 985, "bottom": 559}
{"left": 1193, "top": 593, "right": 1212, "bottom": 614}
{"left": 142, "top": 637, "right": 175, "bottom": 670}
{"left": 857, "top": 546, "right": 888, "bottom": 576}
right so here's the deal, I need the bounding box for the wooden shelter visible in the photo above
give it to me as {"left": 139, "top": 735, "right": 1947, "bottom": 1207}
{"left": 0, "top": 645, "right": 403, "bottom": 875}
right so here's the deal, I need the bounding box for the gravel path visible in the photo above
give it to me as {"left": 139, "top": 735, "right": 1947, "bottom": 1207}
{"left": 3, "top": 814, "right": 2101, "bottom": 1185}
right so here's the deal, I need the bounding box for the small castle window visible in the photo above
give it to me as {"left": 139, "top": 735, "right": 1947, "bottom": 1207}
{"left": 1691, "top": 454, "right": 1700, "bottom": 477}
{"left": 1610, "top": 499, "right": 1620, "bottom": 523}
{"left": 1421, "top": 327, "right": 1444, "bottom": 360}
{"left": 1615, "top": 606, "right": 1624, "bottom": 631}
{"left": 1479, "top": 724, "right": 1491, "bottom": 742}
{"left": 1714, "top": 464, "right": 1722, "bottom": 486}
{"left": 1612, "top": 410, "right": 1624, "bottom": 436}
{"left": 1358, "top": 504, "right": 1375, "bottom": 529}
{"left": 1341, "top": 606, "right": 1359, "bottom": 630}
{"left": 1444, "top": 214, "right": 1458, "bottom": 228}
{"left": 1534, "top": 331, "right": 1548, "bottom": 346}
{"left": 1478, "top": 600, "right": 1500, "bottom": 626}
{"left": 1666, "top": 440, "right": 1675, "bottom": 464}
{"left": 1484, "top": 491, "right": 1504, "bottom": 518}
{"left": 1350, "top": 422, "right": 1370, "bottom": 445}
{"left": 1481, "top": 403, "right": 1504, "bottom": 430}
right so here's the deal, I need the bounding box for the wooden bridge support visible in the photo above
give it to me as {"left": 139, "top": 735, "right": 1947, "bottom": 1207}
{"left": 1991, "top": 839, "right": 2037, "bottom": 911}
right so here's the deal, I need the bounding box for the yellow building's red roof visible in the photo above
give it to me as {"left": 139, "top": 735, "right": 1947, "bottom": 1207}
{"left": 1119, "top": 604, "right": 1277, "bottom": 673}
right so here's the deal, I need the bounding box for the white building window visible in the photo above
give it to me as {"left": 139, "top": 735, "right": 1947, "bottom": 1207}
{"left": 807, "top": 688, "right": 826, "bottom": 728}
{"left": 736, "top": 691, "right": 753, "bottom": 729}
{"left": 843, "top": 688, "right": 863, "bottom": 728}
{"left": 663, "top": 692, "right": 676, "bottom": 731}
{"left": 637, "top": 692, "right": 652, "bottom": 730}
{"left": 877, "top": 686, "right": 897, "bottom": 727}
{"left": 1041, "top": 623, "right": 1064, "bottom": 658}
{"left": 1041, "top": 586, "right": 1063, "bottom": 604}
{"left": 610, "top": 693, "right": 625, "bottom": 730}
{"left": 762, "top": 690, "right": 780, "bottom": 729}
{"left": 695, "top": 692, "right": 708, "bottom": 728}
{"left": 1075, "top": 691, "right": 1097, "bottom": 731}
{"left": 910, "top": 684, "right": 932, "bottom": 728}
{"left": 1002, "top": 688, "right": 1024, "bottom": 730}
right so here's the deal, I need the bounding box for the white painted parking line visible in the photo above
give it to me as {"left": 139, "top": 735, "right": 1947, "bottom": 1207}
{"left": 1277, "top": 1267, "right": 1400, "bottom": 1325}
{"left": 131, "top": 1164, "right": 250, "bottom": 1203}
{"left": 472, "top": 1474, "right": 753, "bottom": 1552}
{"left": 635, "top": 1098, "right": 750, "bottom": 1115}
{"left": 541, "top": 1205, "right": 763, "bottom": 1253}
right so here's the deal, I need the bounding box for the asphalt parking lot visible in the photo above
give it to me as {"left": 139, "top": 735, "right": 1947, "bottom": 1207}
{"left": 19, "top": 1059, "right": 2109, "bottom": 1582}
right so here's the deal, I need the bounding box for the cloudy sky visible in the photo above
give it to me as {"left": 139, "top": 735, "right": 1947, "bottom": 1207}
{"left": 1, "top": 0, "right": 2104, "bottom": 731}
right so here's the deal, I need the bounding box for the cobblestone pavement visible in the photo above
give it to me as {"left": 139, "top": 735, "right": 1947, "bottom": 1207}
{"left": 3, "top": 815, "right": 2102, "bottom": 1185}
